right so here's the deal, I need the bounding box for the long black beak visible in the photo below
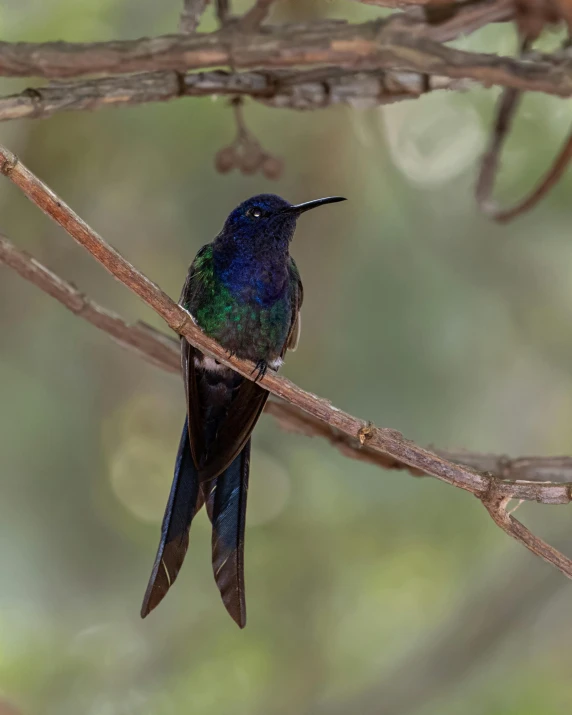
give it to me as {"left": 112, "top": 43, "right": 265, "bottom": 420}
{"left": 287, "top": 196, "right": 347, "bottom": 214}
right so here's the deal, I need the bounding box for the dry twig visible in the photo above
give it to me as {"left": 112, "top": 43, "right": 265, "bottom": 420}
{"left": 179, "top": 0, "right": 210, "bottom": 33}
{"left": 1, "top": 144, "right": 572, "bottom": 582}
{"left": 476, "top": 6, "right": 572, "bottom": 221}
{"left": 239, "top": 0, "right": 277, "bottom": 30}
{"left": 215, "top": 0, "right": 231, "bottom": 24}
{"left": 477, "top": 83, "right": 572, "bottom": 222}
{"left": 4, "top": 233, "right": 572, "bottom": 486}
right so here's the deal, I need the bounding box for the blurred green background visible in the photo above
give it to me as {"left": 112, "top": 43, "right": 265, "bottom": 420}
{"left": 2, "top": 1, "right": 572, "bottom": 714}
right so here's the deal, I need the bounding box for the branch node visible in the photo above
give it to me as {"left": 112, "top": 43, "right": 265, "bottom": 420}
{"left": 172, "top": 310, "right": 191, "bottom": 334}
{"left": 358, "top": 421, "right": 374, "bottom": 446}
{"left": 479, "top": 480, "right": 510, "bottom": 517}
{"left": 0, "top": 149, "right": 18, "bottom": 176}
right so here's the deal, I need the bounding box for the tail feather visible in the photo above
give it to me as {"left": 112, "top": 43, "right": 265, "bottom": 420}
{"left": 141, "top": 418, "right": 203, "bottom": 617}
{"left": 210, "top": 440, "right": 251, "bottom": 628}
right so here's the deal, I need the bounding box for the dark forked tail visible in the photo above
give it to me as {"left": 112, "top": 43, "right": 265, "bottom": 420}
{"left": 141, "top": 418, "right": 251, "bottom": 627}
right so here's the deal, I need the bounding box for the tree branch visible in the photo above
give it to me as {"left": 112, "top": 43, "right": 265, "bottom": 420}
{"left": 0, "top": 69, "right": 467, "bottom": 123}
{"left": 6, "top": 4, "right": 563, "bottom": 104}
{"left": 2, "top": 143, "right": 572, "bottom": 582}
{"left": 3, "top": 232, "right": 572, "bottom": 487}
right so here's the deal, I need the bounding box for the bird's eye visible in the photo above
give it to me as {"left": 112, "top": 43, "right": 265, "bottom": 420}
{"left": 247, "top": 208, "right": 262, "bottom": 219}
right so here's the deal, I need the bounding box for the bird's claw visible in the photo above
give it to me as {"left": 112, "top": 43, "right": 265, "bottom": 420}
{"left": 251, "top": 360, "right": 268, "bottom": 382}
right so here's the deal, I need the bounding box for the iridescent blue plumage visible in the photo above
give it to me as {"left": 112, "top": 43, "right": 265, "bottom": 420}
{"left": 141, "top": 193, "right": 346, "bottom": 627}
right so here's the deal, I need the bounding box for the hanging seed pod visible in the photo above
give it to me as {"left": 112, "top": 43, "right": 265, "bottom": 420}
{"left": 215, "top": 146, "right": 236, "bottom": 174}
{"left": 239, "top": 144, "right": 264, "bottom": 175}
{"left": 261, "top": 154, "right": 284, "bottom": 180}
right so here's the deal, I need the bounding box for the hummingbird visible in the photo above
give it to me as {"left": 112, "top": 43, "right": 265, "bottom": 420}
{"left": 140, "top": 193, "right": 346, "bottom": 627}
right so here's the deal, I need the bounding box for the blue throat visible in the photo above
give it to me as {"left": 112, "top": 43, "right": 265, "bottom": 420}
{"left": 213, "top": 245, "right": 290, "bottom": 306}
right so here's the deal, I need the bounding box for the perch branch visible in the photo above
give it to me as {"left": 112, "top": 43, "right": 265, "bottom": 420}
{"left": 0, "top": 147, "right": 572, "bottom": 578}
{"left": 3, "top": 233, "right": 572, "bottom": 486}
{"left": 0, "top": 69, "right": 468, "bottom": 122}
{"left": 2, "top": 143, "right": 572, "bottom": 582}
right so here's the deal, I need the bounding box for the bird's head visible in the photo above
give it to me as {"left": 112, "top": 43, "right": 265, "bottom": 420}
{"left": 216, "top": 193, "right": 346, "bottom": 255}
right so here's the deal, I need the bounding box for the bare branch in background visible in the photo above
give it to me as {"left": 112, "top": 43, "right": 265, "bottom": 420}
{"left": 6, "top": 0, "right": 572, "bottom": 217}
{"left": 477, "top": 83, "right": 572, "bottom": 223}
{"left": 2, "top": 144, "right": 572, "bottom": 581}
{"left": 0, "top": 8, "right": 549, "bottom": 96}
{"left": 239, "top": 0, "right": 277, "bottom": 30}
{"left": 0, "top": 69, "right": 468, "bottom": 123}
{"left": 179, "top": 0, "right": 210, "bottom": 33}
{"left": 215, "top": 0, "right": 231, "bottom": 24}
{"left": 476, "top": 29, "right": 572, "bottom": 222}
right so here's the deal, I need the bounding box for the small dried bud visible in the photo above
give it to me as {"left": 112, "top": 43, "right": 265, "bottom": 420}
{"left": 215, "top": 146, "right": 236, "bottom": 174}
{"left": 261, "top": 155, "right": 284, "bottom": 180}
{"left": 239, "top": 145, "right": 264, "bottom": 175}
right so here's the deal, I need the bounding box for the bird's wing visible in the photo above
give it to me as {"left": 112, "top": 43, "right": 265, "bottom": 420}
{"left": 197, "top": 372, "right": 268, "bottom": 481}
{"left": 285, "top": 258, "right": 304, "bottom": 353}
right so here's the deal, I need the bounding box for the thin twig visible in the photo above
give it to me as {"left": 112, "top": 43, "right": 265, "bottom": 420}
{"left": 477, "top": 85, "right": 572, "bottom": 221}
{"left": 3, "top": 232, "right": 572, "bottom": 486}
{"left": 481, "top": 126, "right": 572, "bottom": 222}
{"left": 476, "top": 87, "right": 522, "bottom": 214}
{"left": 480, "top": 486, "right": 572, "bottom": 576}
{"left": 476, "top": 35, "right": 572, "bottom": 222}
{"left": 239, "top": 0, "right": 277, "bottom": 31}
{"left": 2, "top": 144, "right": 572, "bottom": 582}
{"left": 179, "top": 0, "right": 210, "bottom": 33}
{"left": 215, "top": 0, "right": 230, "bottom": 24}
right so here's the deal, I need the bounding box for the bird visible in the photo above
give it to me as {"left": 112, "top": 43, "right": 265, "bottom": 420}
{"left": 140, "top": 193, "right": 346, "bottom": 627}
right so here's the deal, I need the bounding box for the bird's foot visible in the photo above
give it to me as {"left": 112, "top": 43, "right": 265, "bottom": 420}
{"left": 251, "top": 360, "right": 268, "bottom": 382}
